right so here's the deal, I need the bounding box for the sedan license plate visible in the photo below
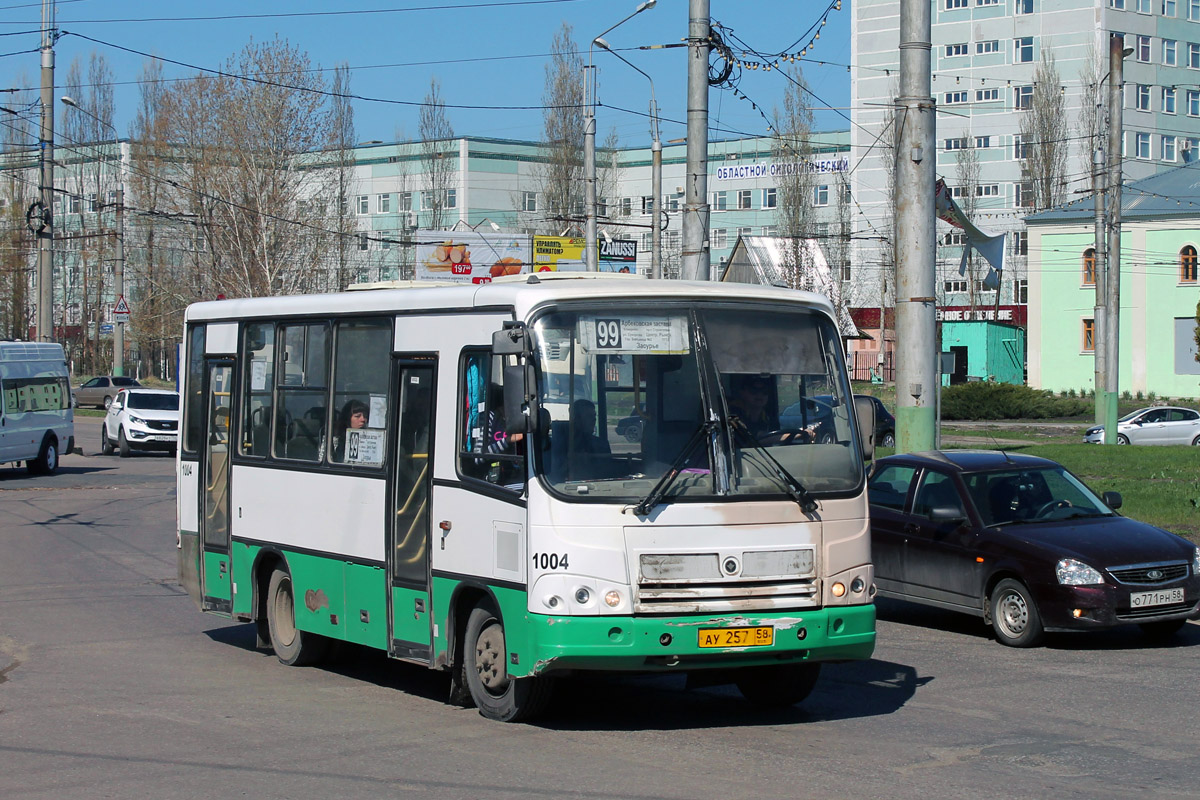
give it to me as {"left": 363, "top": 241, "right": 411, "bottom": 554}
{"left": 1129, "top": 588, "right": 1184, "bottom": 608}
{"left": 697, "top": 626, "right": 774, "bottom": 648}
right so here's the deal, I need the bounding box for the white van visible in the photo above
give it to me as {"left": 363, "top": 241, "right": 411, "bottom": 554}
{"left": 0, "top": 342, "right": 75, "bottom": 475}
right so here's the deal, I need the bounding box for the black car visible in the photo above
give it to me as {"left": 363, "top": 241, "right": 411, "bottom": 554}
{"left": 867, "top": 450, "right": 1200, "bottom": 647}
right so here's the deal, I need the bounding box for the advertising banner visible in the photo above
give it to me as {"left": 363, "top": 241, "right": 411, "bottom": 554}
{"left": 598, "top": 238, "right": 638, "bottom": 273}
{"left": 415, "top": 230, "right": 532, "bottom": 284}
{"left": 532, "top": 236, "right": 586, "bottom": 272}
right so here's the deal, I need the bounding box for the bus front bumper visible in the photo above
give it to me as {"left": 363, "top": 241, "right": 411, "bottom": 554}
{"left": 523, "top": 604, "right": 875, "bottom": 676}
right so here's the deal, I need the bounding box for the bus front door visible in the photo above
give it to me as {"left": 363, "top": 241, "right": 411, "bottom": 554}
{"left": 200, "top": 360, "right": 234, "bottom": 613}
{"left": 388, "top": 360, "right": 436, "bottom": 661}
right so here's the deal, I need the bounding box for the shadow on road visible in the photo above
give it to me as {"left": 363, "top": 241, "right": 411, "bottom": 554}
{"left": 0, "top": 464, "right": 117, "bottom": 482}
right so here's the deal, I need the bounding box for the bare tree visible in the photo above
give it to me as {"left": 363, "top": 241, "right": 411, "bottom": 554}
{"left": 0, "top": 105, "right": 34, "bottom": 339}
{"left": 1076, "top": 44, "right": 1106, "bottom": 193}
{"left": 534, "top": 22, "right": 585, "bottom": 234}
{"left": 772, "top": 65, "right": 816, "bottom": 291}
{"left": 1020, "top": 52, "right": 1070, "bottom": 211}
{"left": 954, "top": 130, "right": 982, "bottom": 310}
{"left": 328, "top": 62, "right": 357, "bottom": 291}
{"left": 419, "top": 78, "right": 455, "bottom": 232}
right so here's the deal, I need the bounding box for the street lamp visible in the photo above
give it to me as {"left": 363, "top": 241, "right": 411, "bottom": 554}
{"left": 586, "top": 0, "right": 657, "bottom": 272}
{"left": 61, "top": 95, "right": 127, "bottom": 377}
{"left": 594, "top": 36, "right": 662, "bottom": 279}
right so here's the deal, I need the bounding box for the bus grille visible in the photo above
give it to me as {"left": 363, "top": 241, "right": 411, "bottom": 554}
{"left": 635, "top": 549, "right": 818, "bottom": 614}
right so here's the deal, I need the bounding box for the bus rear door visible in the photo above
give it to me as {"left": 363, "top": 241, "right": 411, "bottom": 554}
{"left": 200, "top": 360, "right": 234, "bottom": 613}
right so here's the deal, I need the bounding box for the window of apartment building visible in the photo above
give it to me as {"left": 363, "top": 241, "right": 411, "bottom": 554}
{"left": 944, "top": 91, "right": 968, "bottom": 104}
{"left": 1191, "top": 0, "right": 1200, "bottom": 20}
{"left": 380, "top": 232, "right": 392, "bottom": 250}
{"left": 1015, "top": 37, "right": 1034, "bottom": 63}
{"left": 762, "top": 187, "right": 777, "bottom": 208}
{"left": 1015, "top": 0, "right": 1033, "bottom": 13}
{"left": 975, "top": 136, "right": 991, "bottom": 149}
{"left": 358, "top": 233, "right": 369, "bottom": 251}
{"left": 1136, "top": 132, "right": 1152, "bottom": 159}
{"left": 399, "top": 191, "right": 412, "bottom": 211}
{"left": 1083, "top": 248, "right": 1097, "bottom": 285}
{"left": 1012, "top": 181, "right": 1032, "bottom": 208}
{"left": 1082, "top": 318, "right": 1095, "bottom": 352}
{"left": 1186, "top": 139, "right": 1200, "bottom": 162}
{"left": 1164, "top": 0, "right": 1177, "bottom": 16}
{"left": 1190, "top": 42, "right": 1200, "bottom": 69}
{"left": 640, "top": 232, "right": 652, "bottom": 252}
{"left": 378, "top": 193, "right": 392, "bottom": 213}
{"left": 521, "top": 191, "right": 537, "bottom": 212}
{"left": 446, "top": 189, "right": 456, "bottom": 209}
{"left": 664, "top": 230, "right": 681, "bottom": 249}
{"left": 945, "top": 0, "right": 967, "bottom": 8}
{"left": 974, "top": 279, "right": 995, "bottom": 294}
{"left": 843, "top": 182, "right": 852, "bottom": 204}
{"left": 1164, "top": 87, "right": 1178, "bottom": 114}
{"left": 1109, "top": 0, "right": 1124, "bottom": 9}
{"left": 1013, "top": 134, "right": 1029, "bottom": 160}
{"left": 1137, "top": 0, "right": 1152, "bottom": 10}
{"left": 641, "top": 195, "right": 655, "bottom": 214}
{"left": 1189, "top": 90, "right": 1200, "bottom": 116}
{"left": 976, "top": 184, "right": 999, "bottom": 197}
{"left": 977, "top": 40, "right": 1000, "bottom": 54}
{"left": 1015, "top": 279, "right": 1028, "bottom": 305}
{"left": 976, "top": 88, "right": 999, "bottom": 101}
{"left": 713, "top": 190, "right": 728, "bottom": 211}
{"left": 737, "top": 189, "right": 752, "bottom": 209}
{"left": 1164, "top": 39, "right": 1177, "bottom": 66}
{"left": 1138, "top": 35, "right": 1152, "bottom": 62}
{"left": 737, "top": 226, "right": 753, "bottom": 239}
{"left": 357, "top": 195, "right": 369, "bottom": 215}
{"left": 949, "top": 186, "right": 967, "bottom": 199}
{"left": 813, "top": 184, "right": 829, "bottom": 206}
{"left": 1164, "top": 134, "right": 1178, "bottom": 161}
{"left": 619, "top": 197, "right": 633, "bottom": 216}
{"left": 944, "top": 231, "right": 966, "bottom": 246}
{"left": 420, "top": 191, "right": 433, "bottom": 210}
{"left": 597, "top": 197, "right": 608, "bottom": 217}
{"left": 944, "top": 279, "right": 968, "bottom": 294}
{"left": 841, "top": 262, "right": 852, "bottom": 283}
{"left": 711, "top": 228, "right": 728, "bottom": 249}
{"left": 762, "top": 226, "right": 777, "bottom": 236}
{"left": 977, "top": 0, "right": 999, "bottom": 5}
{"left": 1136, "top": 84, "right": 1151, "bottom": 111}
{"left": 1012, "top": 230, "right": 1028, "bottom": 256}
{"left": 1015, "top": 86, "right": 1033, "bottom": 110}
{"left": 945, "top": 43, "right": 968, "bottom": 57}
{"left": 945, "top": 137, "right": 968, "bottom": 150}
{"left": 1181, "top": 245, "right": 1198, "bottom": 282}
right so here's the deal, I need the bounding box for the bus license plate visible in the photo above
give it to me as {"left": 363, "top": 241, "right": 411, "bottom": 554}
{"left": 1129, "top": 588, "right": 1184, "bottom": 608}
{"left": 697, "top": 626, "right": 774, "bottom": 648}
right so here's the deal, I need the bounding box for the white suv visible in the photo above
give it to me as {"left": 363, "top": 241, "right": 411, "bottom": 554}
{"left": 102, "top": 388, "right": 180, "bottom": 457}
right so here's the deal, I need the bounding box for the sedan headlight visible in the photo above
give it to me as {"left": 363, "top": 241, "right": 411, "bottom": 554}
{"left": 1193, "top": 547, "right": 1199, "bottom": 576}
{"left": 127, "top": 415, "right": 147, "bottom": 426}
{"left": 1056, "top": 558, "right": 1104, "bottom": 586}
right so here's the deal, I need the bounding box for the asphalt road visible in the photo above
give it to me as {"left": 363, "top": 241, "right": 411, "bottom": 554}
{"left": 2, "top": 417, "right": 1198, "bottom": 799}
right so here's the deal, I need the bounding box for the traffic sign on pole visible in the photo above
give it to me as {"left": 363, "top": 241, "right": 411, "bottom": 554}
{"left": 113, "top": 295, "right": 131, "bottom": 317}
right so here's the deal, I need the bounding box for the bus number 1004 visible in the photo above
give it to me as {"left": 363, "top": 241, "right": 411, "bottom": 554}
{"left": 532, "top": 552, "right": 570, "bottom": 570}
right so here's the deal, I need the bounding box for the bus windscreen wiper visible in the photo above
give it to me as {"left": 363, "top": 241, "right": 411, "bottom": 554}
{"left": 728, "top": 416, "right": 818, "bottom": 513}
{"left": 631, "top": 420, "right": 714, "bottom": 516}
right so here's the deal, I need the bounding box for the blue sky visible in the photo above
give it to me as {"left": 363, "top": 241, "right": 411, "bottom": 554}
{"left": 0, "top": 0, "right": 853, "bottom": 147}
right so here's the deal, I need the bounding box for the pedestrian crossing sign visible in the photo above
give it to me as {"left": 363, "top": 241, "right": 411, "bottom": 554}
{"left": 113, "top": 295, "right": 131, "bottom": 316}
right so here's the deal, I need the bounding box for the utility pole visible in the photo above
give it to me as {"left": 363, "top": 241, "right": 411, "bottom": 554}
{"left": 36, "top": 0, "right": 55, "bottom": 342}
{"left": 1103, "top": 34, "right": 1128, "bottom": 445}
{"left": 679, "top": 0, "right": 710, "bottom": 281}
{"left": 583, "top": 62, "right": 597, "bottom": 272}
{"left": 651, "top": 139, "right": 662, "bottom": 278}
{"left": 114, "top": 186, "right": 125, "bottom": 377}
{"left": 1092, "top": 146, "right": 1106, "bottom": 424}
{"left": 893, "top": 0, "right": 937, "bottom": 453}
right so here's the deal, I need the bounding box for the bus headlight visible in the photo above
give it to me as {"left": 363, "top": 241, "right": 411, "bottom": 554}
{"left": 831, "top": 582, "right": 846, "bottom": 597}
{"left": 574, "top": 587, "right": 591, "bottom": 605}
{"left": 850, "top": 577, "right": 866, "bottom": 594}
{"left": 604, "top": 590, "right": 622, "bottom": 607}
{"left": 544, "top": 595, "right": 563, "bottom": 610}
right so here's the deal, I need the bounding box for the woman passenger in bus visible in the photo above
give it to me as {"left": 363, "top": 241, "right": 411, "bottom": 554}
{"left": 332, "top": 398, "right": 369, "bottom": 462}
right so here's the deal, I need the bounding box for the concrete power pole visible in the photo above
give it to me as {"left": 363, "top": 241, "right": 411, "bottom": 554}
{"left": 679, "top": 0, "right": 710, "bottom": 281}
{"left": 114, "top": 186, "right": 125, "bottom": 377}
{"left": 893, "top": 0, "right": 937, "bottom": 453}
{"left": 1103, "top": 34, "right": 1128, "bottom": 445}
{"left": 1092, "top": 147, "right": 1106, "bottom": 424}
{"left": 36, "top": 0, "right": 55, "bottom": 342}
{"left": 584, "top": 64, "right": 597, "bottom": 272}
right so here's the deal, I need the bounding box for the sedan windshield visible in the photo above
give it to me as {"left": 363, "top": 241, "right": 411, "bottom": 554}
{"left": 127, "top": 393, "right": 180, "bottom": 411}
{"left": 532, "top": 303, "right": 862, "bottom": 504}
{"left": 962, "top": 466, "right": 1112, "bottom": 526}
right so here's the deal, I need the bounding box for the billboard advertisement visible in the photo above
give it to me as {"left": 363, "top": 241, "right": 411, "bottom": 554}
{"left": 532, "top": 236, "right": 586, "bottom": 272}
{"left": 415, "top": 230, "right": 532, "bottom": 283}
{"left": 598, "top": 238, "right": 638, "bottom": 273}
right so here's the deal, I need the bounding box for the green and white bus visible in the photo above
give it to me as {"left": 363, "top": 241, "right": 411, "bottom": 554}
{"left": 177, "top": 274, "right": 876, "bottom": 721}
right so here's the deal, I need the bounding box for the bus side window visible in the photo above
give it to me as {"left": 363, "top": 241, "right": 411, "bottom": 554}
{"left": 240, "top": 322, "right": 275, "bottom": 457}
{"left": 273, "top": 322, "right": 329, "bottom": 463}
{"left": 328, "top": 317, "right": 391, "bottom": 467}
{"left": 458, "top": 349, "right": 524, "bottom": 489}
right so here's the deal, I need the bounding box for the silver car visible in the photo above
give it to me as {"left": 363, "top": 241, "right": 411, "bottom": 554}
{"left": 73, "top": 375, "right": 141, "bottom": 409}
{"left": 1083, "top": 406, "right": 1200, "bottom": 445}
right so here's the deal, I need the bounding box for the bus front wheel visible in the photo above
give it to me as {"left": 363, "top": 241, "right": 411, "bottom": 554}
{"left": 735, "top": 663, "right": 821, "bottom": 708}
{"left": 463, "top": 603, "right": 552, "bottom": 722}
{"left": 266, "top": 568, "right": 329, "bottom": 667}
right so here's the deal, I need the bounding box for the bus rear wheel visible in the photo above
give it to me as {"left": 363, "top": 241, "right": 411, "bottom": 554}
{"left": 735, "top": 663, "right": 821, "bottom": 708}
{"left": 266, "top": 568, "right": 329, "bottom": 666}
{"left": 463, "top": 602, "right": 552, "bottom": 722}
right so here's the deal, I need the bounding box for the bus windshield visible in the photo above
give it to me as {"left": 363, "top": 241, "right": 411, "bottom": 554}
{"left": 532, "top": 303, "right": 862, "bottom": 504}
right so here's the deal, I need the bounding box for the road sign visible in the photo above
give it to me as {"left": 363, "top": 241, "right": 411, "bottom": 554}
{"left": 113, "top": 295, "right": 131, "bottom": 317}
{"left": 99, "top": 323, "right": 114, "bottom": 335}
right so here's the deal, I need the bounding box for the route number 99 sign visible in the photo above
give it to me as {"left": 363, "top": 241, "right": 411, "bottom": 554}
{"left": 594, "top": 319, "right": 622, "bottom": 349}
{"left": 579, "top": 315, "right": 690, "bottom": 355}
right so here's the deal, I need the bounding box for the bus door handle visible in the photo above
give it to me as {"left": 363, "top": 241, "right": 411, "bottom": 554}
{"left": 439, "top": 520, "right": 452, "bottom": 550}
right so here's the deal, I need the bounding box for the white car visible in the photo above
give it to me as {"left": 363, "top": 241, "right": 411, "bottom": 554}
{"left": 102, "top": 388, "right": 180, "bottom": 457}
{"left": 1083, "top": 406, "right": 1200, "bottom": 446}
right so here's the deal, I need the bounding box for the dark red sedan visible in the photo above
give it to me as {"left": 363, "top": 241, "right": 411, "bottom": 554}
{"left": 867, "top": 450, "right": 1200, "bottom": 647}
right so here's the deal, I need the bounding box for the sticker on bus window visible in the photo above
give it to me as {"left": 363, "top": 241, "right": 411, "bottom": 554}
{"left": 368, "top": 394, "right": 387, "bottom": 428}
{"left": 250, "top": 360, "right": 267, "bottom": 391}
{"left": 578, "top": 315, "right": 689, "bottom": 355}
{"left": 345, "top": 428, "right": 385, "bottom": 465}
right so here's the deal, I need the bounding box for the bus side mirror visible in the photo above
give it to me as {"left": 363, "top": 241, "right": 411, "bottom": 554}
{"left": 502, "top": 364, "right": 532, "bottom": 435}
{"left": 854, "top": 395, "right": 875, "bottom": 461}
{"left": 492, "top": 322, "right": 530, "bottom": 356}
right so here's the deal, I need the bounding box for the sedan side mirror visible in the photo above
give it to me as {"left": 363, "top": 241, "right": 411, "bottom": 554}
{"left": 928, "top": 505, "right": 967, "bottom": 524}
{"left": 1101, "top": 491, "right": 1122, "bottom": 510}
